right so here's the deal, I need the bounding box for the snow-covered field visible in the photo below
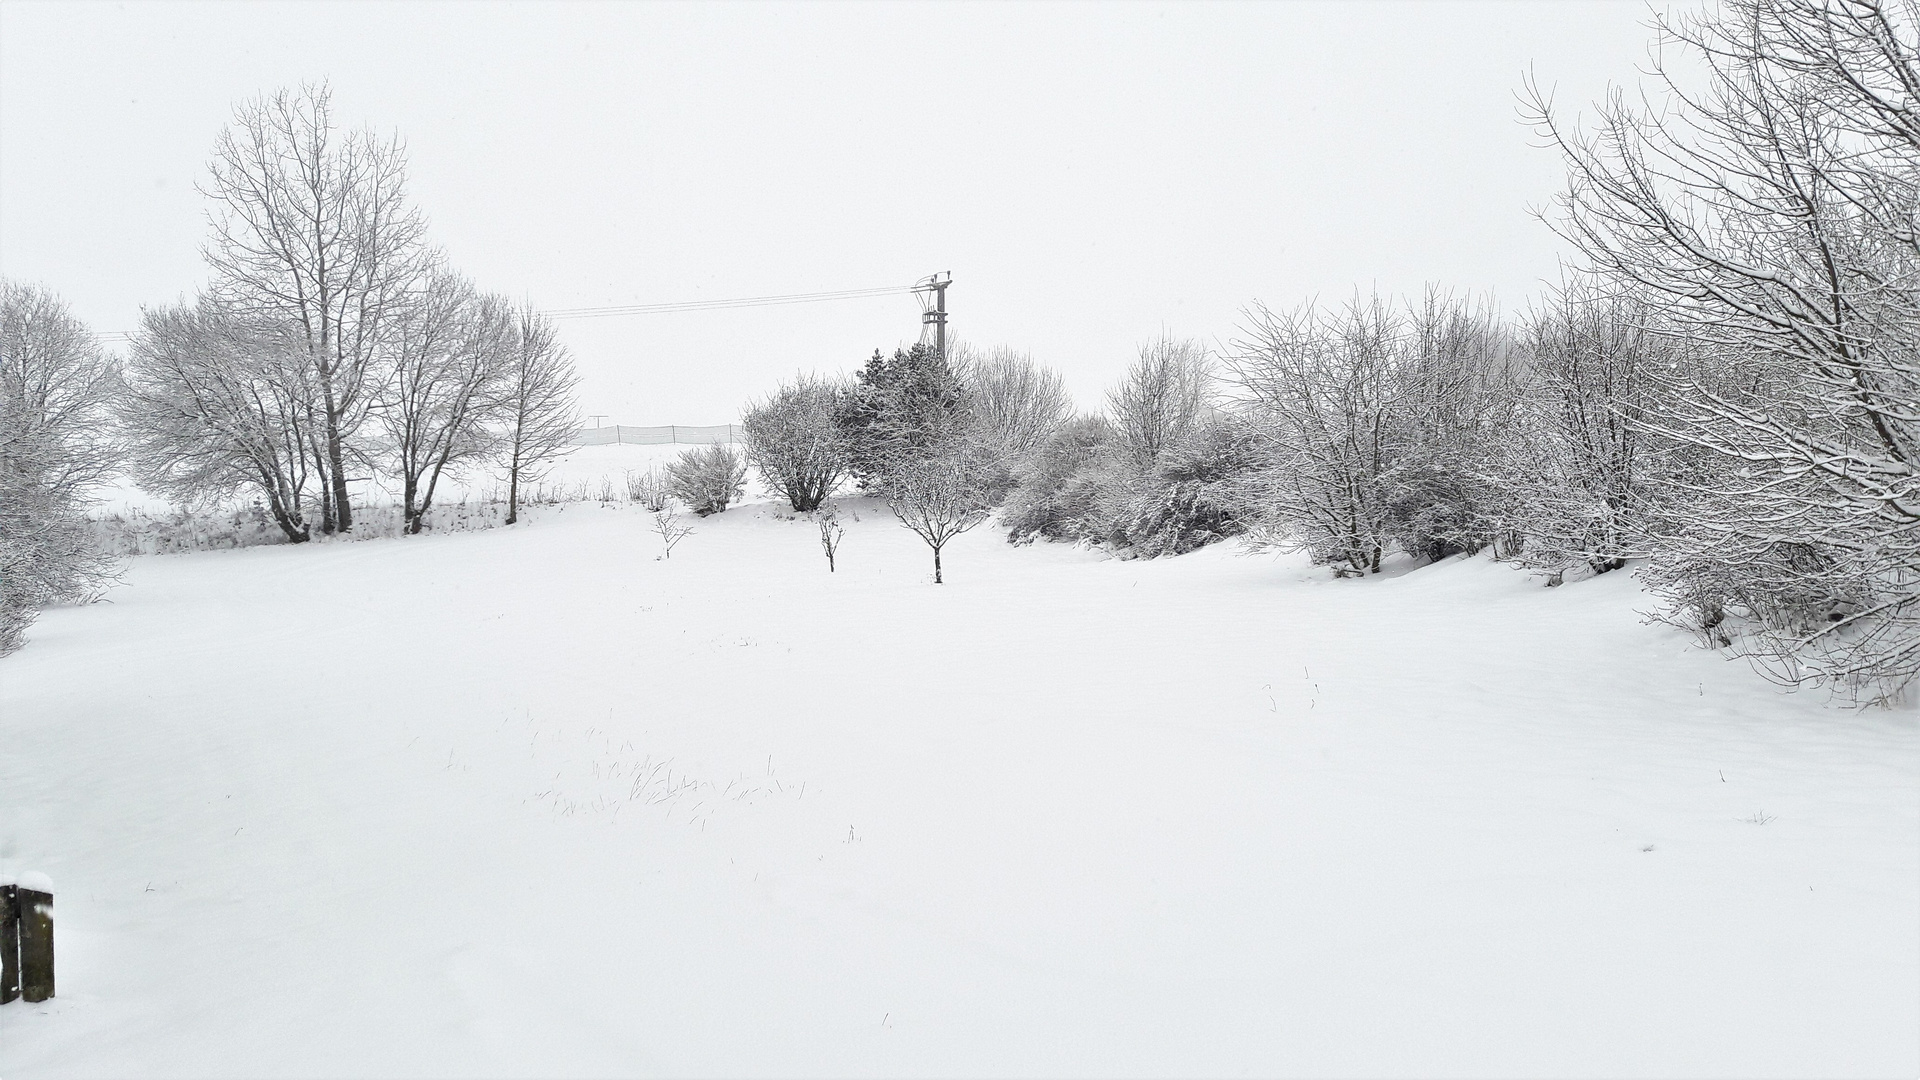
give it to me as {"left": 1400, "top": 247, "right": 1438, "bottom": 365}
{"left": 2, "top": 495, "right": 1916, "bottom": 1077}
{"left": 87, "top": 442, "right": 753, "bottom": 519}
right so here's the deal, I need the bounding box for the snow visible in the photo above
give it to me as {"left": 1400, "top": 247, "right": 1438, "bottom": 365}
{"left": 85, "top": 442, "right": 753, "bottom": 518}
{"left": 2, "top": 497, "right": 1916, "bottom": 1076}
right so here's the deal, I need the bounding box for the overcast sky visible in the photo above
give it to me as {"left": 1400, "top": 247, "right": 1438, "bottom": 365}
{"left": 1, "top": 0, "right": 1669, "bottom": 423}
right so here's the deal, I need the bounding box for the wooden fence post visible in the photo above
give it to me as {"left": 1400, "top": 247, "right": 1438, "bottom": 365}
{"left": 1, "top": 876, "right": 19, "bottom": 1003}
{"left": 18, "top": 873, "right": 51, "bottom": 1003}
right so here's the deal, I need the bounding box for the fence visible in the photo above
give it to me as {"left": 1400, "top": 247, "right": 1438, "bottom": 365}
{"left": 572, "top": 424, "right": 743, "bottom": 447}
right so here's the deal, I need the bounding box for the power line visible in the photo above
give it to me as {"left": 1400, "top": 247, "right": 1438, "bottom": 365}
{"left": 544, "top": 284, "right": 916, "bottom": 319}
{"left": 97, "top": 282, "right": 922, "bottom": 338}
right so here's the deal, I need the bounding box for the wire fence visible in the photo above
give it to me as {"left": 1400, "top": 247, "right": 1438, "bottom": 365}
{"left": 572, "top": 424, "right": 743, "bottom": 447}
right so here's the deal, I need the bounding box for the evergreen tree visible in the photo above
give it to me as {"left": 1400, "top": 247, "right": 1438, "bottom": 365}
{"left": 840, "top": 343, "right": 971, "bottom": 489}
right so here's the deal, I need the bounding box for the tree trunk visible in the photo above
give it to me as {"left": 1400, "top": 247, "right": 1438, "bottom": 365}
{"left": 933, "top": 544, "right": 943, "bottom": 584}
{"left": 268, "top": 506, "right": 311, "bottom": 544}
{"left": 326, "top": 417, "right": 352, "bottom": 533}
{"left": 417, "top": 441, "right": 464, "bottom": 537}
{"left": 317, "top": 324, "right": 354, "bottom": 532}
{"left": 403, "top": 476, "right": 421, "bottom": 536}
{"left": 506, "top": 444, "right": 522, "bottom": 525}
{"left": 263, "top": 488, "right": 311, "bottom": 544}
{"left": 317, "top": 479, "right": 335, "bottom": 535}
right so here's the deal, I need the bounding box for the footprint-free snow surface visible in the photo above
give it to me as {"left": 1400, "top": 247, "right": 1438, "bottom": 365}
{"left": 3, "top": 499, "right": 1916, "bottom": 1077}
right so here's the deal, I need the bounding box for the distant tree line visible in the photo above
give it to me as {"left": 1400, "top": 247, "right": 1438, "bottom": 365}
{"left": 735, "top": 0, "right": 1920, "bottom": 698}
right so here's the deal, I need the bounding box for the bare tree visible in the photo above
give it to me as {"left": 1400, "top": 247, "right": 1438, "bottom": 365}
{"left": 121, "top": 297, "right": 320, "bottom": 543}
{"left": 495, "top": 306, "right": 580, "bottom": 525}
{"left": 742, "top": 373, "right": 851, "bottom": 511}
{"left": 1228, "top": 296, "right": 1406, "bottom": 575}
{"left": 0, "top": 281, "right": 120, "bottom": 494}
{"left": 887, "top": 447, "right": 992, "bottom": 583}
{"left": 0, "top": 282, "right": 119, "bottom": 655}
{"left": 202, "top": 83, "right": 430, "bottom": 534}
{"left": 652, "top": 508, "right": 693, "bottom": 559}
{"left": 0, "top": 454, "right": 109, "bottom": 657}
{"left": 1108, "top": 335, "right": 1213, "bottom": 468}
{"left": 956, "top": 345, "right": 1073, "bottom": 462}
{"left": 1492, "top": 285, "right": 1663, "bottom": 575}
{"left": 814, "top": 502, "right": 845, "bottom": 571}
{"left": 1381, "top": 288, "right": 1520, "bottom": 563}
{"left": 1529, "top": 0, "right": 1920, "bottom": 692}
{"left": 373, "top": 270, "right": 514, "bottom": 534}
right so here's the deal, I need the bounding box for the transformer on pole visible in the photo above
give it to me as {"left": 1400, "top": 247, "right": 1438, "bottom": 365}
{"left": 913, "top": 272, "right": 951, "bottom": 356}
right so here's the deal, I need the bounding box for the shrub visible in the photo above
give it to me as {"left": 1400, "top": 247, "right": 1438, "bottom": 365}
{"left": 1001, "top": 414, "right": 1120, "bottom": 544}
{"left": 742, "top": 374, "right": 851, "bottom": 512}
{"left": 1112, "top": 415, "right": 1262, "bottom": 558}
{"left": 1002, "top": 411, "right": 1263, "bottom": 559}
{"left": 624, "top": 466, "right": 671, "bottom": 511}
{"left": 667, "top": 444, "right": 746, "bottom": 516}
{"left": 1382, "top": 463, "right": 1490, "bottom": 564}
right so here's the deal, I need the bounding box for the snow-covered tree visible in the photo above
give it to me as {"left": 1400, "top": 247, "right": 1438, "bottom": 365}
{"left": 1226, "top": 290, "right": 1523, "bottom": 573}
{"left": 1, "top": 281, "right": 121, "bottom": 655}
{"left": 841, "top": 343, "right": 972, "bottom": 490}
{"left": 121, "top": 297, "right": 324, "bottom": 543}
{"left": 1228, "top": 295, "right": 1406, "bottom": 575}
{"left": 1487, "top": 286, "right": 1662, "bottom": 576}
{"left": 1107, "top": 335, "right": 1213, "bottom": 469}
{"left": 887, "top": 445, "right": 993, "bottom": 583}
{"left": 373, "top": 270, "right": 515, "bottom": 534}
{"left": 953, "top": 344, "right": 1073, "bottom": 493}
{"left": 203, "top": 83, "right": 431, "bottom": 533}
{"left": 0, "top": 281, "right": 121, "bottom": 495}
{"left": 494, "top": 307, "right": 580, "bottom": 525}
{"left": 1112, "top": 411, "right": 1264, "bottom": 558}
{"left": 813, "top": 502, "right": 846, "bottom": 572}
{"left": 1531, "top": 0, "right": 1920, "bottom": 692}
{"left": 1385, "top": 290, "right": 1519, "bottom": 563}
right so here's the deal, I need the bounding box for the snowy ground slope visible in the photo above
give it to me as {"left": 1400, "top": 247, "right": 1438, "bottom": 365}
{"left": 2, "top": 500, "right": 1916, "bottom": 1078}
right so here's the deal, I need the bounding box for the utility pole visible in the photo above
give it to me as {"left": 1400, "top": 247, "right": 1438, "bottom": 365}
{"left": 914, "top": 272, "right": 951, "bottom": 356}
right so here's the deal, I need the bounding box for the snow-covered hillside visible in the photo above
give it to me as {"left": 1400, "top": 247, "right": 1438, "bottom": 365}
{"left": 2, "top": 500, "right": 1915, "bottom": 1077}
